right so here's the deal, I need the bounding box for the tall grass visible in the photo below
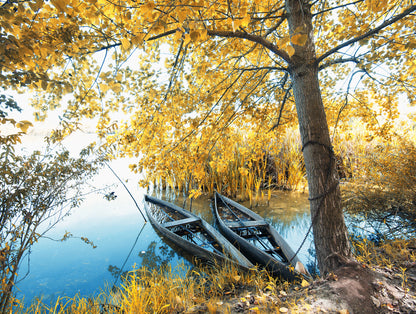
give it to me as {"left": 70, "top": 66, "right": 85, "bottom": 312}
{"left": 149, "top": 127, "right": 307, "bottom": 205}
{"left": 16, "top": 262, "right": 294, "bottom": 313}
{"left": 338, "top": 120, "right": 416, "bottom": 237}
{"left": 351, "top": 237, "right": 416, "bottom": 269}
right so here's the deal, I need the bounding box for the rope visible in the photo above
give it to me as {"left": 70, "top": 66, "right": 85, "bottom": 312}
{"left": 112, "top": 223, "right": 146, "bottom": 287}
{"left": 105, "top": 162, "right": 147, "bottom": 222}
{"left": 289, "top": 139, "right": 339, "bottom": 263}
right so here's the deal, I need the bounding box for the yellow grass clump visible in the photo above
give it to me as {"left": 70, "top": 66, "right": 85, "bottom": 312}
{"left": 15, "top": 262, "right": 298, "bottom": 314}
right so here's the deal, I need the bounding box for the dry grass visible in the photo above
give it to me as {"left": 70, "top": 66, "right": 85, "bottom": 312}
{"left": 351, "top": 237, "right": 416, "bottom": 270}
{"left": 14, "top": 262, "right": 298, "bottom": 314}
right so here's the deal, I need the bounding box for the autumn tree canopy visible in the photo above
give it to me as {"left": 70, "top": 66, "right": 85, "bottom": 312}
{"left": 1, "top": 0, "right": 415, "bottom": 273}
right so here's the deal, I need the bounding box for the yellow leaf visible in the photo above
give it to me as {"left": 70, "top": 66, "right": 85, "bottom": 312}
{"left": 226, "top": 17, "right": 233, "bottom": 28}
{"left": 29, "top": 0, "right": 44, "bottom": 12}
{"left": 142, "top": 2, "right": 155, "bottom": 15}
{"left": 177, "top": 10, "right": 188, "bottom": 23}
{"left": 51, "top": 0, "right": 66, "bottom": 12}
{"left": 174, "top": 30, "right": 183, "bottom": 41}
{"left": 41, "top": 80, "right": 48, "bottom": 90}
{"left": 241, "top": 15, "right": 251, "bottom": 28}
{"left": 232, "top": 19, "right": 242, "bottom": 30}
{"left": 15, "top": 120, "right": 33, "bottom": 133}
{"left": 301, "top": 279, "right": 310, "bottom": 287}
{"left": 131, "top": 35, "right": 144, "bottom": 46}
{"left": 183, "top": 33, "right": 191, "bottom": 46}
{"left": 190, "top": 30, "right": 200, "bottom": 42}
{"left": 121, "top": 37, "right": 130, "bottom": 51}
{"left": 278, "top": 37, "right": 289, "bottom": 48}
{"left": 286, "top": 45, "right": 295, "bottom": 57}
{"left": 291, "top": 33, "right": 308, "bottom": 46}
{"left": 199, "top": 29, "right": 208, "bottom": 41}
{"left": 64, "top": 83, "right": 73, "bottom": 94}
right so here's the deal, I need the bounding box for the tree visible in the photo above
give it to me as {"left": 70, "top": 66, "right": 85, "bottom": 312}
{"left": 0, "top": 133, "right": 103, "bottom": 312}
{"left": 1, "top": 0, "right": 415, "bottom": 274}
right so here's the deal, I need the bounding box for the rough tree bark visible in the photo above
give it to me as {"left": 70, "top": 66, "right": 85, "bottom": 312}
{"left": 285, "top": 0, "right": 352, "bottom": 274}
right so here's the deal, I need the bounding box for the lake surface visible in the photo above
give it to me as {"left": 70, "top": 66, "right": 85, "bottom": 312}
{"left": 14, "top": 133, "right": 313, "bottom": 305}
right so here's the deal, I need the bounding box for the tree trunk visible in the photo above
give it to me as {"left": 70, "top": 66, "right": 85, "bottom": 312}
{"left": 285, "top": 0, "right": 351, "bottom": 274}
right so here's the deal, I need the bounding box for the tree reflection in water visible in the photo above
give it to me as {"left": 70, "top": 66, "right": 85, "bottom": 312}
{"left": 139, "top": 241, "right": 177, "bottom": 271}
{"left": 108, "top": 240, "right": 179, "bottom": 285}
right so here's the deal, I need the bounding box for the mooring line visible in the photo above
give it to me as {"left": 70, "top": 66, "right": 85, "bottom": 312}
{"left": 105, "top": 161, "right": 147, "bottom": 222}
{"left": 112, "top": 223, "right": 146, "bottom": 287}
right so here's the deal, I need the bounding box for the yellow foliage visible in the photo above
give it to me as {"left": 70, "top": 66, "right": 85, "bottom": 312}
{"left": 15, "top": 120, "right": 33, "bottom": 133}
{"left": 352, "top": 237, "right": 416, "bottom": 269}
{"left": 1, "top": 0, "right": 415, "bottom": 228}
{"left": 291, "top": 33, "right": 308, "bottom": 46}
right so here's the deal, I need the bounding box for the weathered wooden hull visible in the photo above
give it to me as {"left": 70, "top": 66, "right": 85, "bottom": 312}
{"left": 212, "top": 192, "right": 310, "bottom": 281}
{"left": 144, "top": 195, "right": 254, "bottom": 270}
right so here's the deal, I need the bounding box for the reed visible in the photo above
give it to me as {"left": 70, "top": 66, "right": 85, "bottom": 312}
{"left": 17, "top": 261, "right": 296, "bottom": 313}
{"left": 351, "top": 237, "right": 416, "bottom": 269}
{"left": 150, "top": 126, "right": 308, "bottom": 204}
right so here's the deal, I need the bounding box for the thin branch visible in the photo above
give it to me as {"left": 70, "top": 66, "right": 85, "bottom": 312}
{"left": 164, "top": 38, "right": 186, "bottom": 102}
{"left": 207, "top": 70, "right": 272, "bottom": 156}
{"left": 265, "top": 14, "right": 287, "bottom": 36}
{"left": 269, "top": 81, "right": 292, "bottom": 132}
{"left": 148, "top": 27, "right": 291, "bottom": 63}
{"left": 331, "top": 69, "right": 364, "bottom": 141}
{"left": 89, "top": 43, "right": 120, "bottom": 54}
{"left": 148, "top": 29, "right": 177, "bottom": 41}
{"left": 319, "top": 57, "right": 359, "bottom": 70}
{"left": 237, "top": 66, "right": 288, "bottom": 72}
{"left": 316, "top": 4, "right": 416, "bottom": 64}
{"left": 312, "top": 0, "right": 364, "bottom": 17}
{"left": 207, "top": 29, "right": 291, "bottom": 63}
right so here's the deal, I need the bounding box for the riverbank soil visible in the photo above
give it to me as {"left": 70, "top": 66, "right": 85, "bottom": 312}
{"left": 289, "top": 262, "right": 416, "bottom": 313}
{"left": 188, "top": 262, "right": 416, "bottom": 313}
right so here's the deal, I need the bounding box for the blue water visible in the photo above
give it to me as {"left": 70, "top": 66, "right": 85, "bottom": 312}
{"left": 14, "top": 141, "right": 312, "bottom": 305}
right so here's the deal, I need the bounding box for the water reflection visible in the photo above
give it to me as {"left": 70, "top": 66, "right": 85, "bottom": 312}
{"left": 139, "top": 241, "right": 178, "bottom": 271}
{"left": 147, "top": 189, "right": 314, "bottom": 273}
{"left": 16, "top": 159, "right": 313, "bottom": 304}
{"left": 108, "top": 241, "right": 179, "bottom": 286}
{"left": 108, "top": 224, "right": 147, "bottom": 286}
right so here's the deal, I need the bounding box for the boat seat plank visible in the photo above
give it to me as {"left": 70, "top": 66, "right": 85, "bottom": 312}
{"left": 162, "top": 217, "right": 201, "bottom": 228}
{"left": 227, "top": 220, "right": 268, "bottom": 229}
{"left": 264, "top": 247, "right": 282, "bottom": 254}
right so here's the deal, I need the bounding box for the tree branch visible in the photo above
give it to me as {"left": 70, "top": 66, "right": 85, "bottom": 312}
{"left": 269, "top": 80, "right": 292, "bottom": 132}
{"left": 237, "top": 66, "right": 288, "bottom": 72}
{"left": 316, "top": 4, "right": 416, "bottom": 65}
{"left": 147, "top": 29, "right": 177, "bottom": 41}
{"left": 147, "top": 27, "right": 291, "bottom": 63}
{"left": 265, "top": 14, "right": 287, "bottom": 37}
{"left": 312, "top": 0, "right": 364, "bottom": 17}
{"left": 147, "top": 25, "right": 292, "bottom": 64}
{"left": 206, "top": 29, "right": 291, "bottom": 63}
{"left": 319, "top": 57, "right": 359, "bottom": 70}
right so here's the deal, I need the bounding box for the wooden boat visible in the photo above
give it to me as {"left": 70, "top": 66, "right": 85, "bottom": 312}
{"left": 144, "top": 195, "right": 254, "bottom": 270}
{"left": 212, "top": 192, "right": 310, "bottom": 281}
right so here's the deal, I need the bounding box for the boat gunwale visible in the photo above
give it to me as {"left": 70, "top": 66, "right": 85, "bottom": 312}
{"left": 144, "top": 194, "right": 254, "bottom": 270}
{"left": 213, "top": 192, "right": 310, "bottom": 280}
